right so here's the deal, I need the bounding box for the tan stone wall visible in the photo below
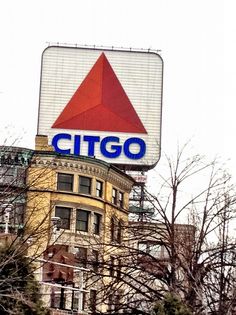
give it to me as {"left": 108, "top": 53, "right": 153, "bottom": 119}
{"left": 25, "top": 151, "right": 134, "bottom": 314}
{"left": 35, "top": 135, "right": 53, "bottom": 151}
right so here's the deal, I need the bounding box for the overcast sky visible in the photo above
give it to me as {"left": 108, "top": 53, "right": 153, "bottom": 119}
{"left": 0, "top": 1, "right": 234, "bottom": 180}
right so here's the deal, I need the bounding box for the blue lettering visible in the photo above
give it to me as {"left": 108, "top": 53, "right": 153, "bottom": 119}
{"left": 83, "top": 136, "right": 100, "bottom": 156}
{"left": 52, "top": 133, "right": 71, "bottom": 154}
{"left": 74, "top": 135, "right": 81, "bottom": 155}
{"left": 123, "top": 137, "right": 146, "bottom": 159}
{"left": 52, "top": 133, "right": 146, "bottom": 160}
{"left": 100, "top": 136, "right": 122, "bottom": 158}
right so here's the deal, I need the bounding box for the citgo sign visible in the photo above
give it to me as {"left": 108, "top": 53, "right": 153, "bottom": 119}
{"left": 37, "top": 46, "right": 163, "bottom": 170}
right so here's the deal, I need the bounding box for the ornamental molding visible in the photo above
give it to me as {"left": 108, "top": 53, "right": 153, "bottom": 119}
{"left": 31, "top": 155, "right": 133, "bottom": 192}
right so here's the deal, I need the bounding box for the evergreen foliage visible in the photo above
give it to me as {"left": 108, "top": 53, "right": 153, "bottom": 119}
{"left": 152, "top": 294, "right": 192, "bottom": 315}
{"left": 0, "top": 245, "right": 50, "bottom": 315}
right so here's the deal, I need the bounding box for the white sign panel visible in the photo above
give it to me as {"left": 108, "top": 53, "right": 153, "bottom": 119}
{"left": 37, "top": 46, "right": 163, "bottom": 170}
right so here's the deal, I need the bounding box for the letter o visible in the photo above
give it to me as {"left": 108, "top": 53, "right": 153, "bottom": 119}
{"left": 123, "top": 138, "right": 146, "bottom": 159}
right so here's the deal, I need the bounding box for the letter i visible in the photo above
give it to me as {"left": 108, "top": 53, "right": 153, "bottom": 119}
{"left": 74, "top": 135, "right": 81, "bottom": 155}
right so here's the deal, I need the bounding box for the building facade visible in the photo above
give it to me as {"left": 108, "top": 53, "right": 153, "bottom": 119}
{"left": 0, "top": 145, "right": 33, "bottom": 234}
{"left": 25, "top": 135, "right": 134, "bottom": 314}
{"left": 0, "top": 142, "right": 196, "bottom": 315}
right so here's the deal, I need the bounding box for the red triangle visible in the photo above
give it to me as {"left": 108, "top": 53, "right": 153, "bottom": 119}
{"left": 52, "top": 53, "right": 147, "bottom": 134}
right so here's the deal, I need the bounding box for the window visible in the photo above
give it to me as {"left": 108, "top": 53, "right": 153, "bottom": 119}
{"left": 50, "top": 288, "right": 65, "bottom": 309}
{"left": 93, "top": 213, "right": 101, "bottom": 235}
{"left": 111, "top": 217, "right": 115, "bottom": 242}
{"left": 92, "top": 250, "right": 99, "bottom": 272}
{"left": 110, "top": 256, "right": 115, "bottom": 276}
{"left": 110, "top": 218, "right": 123, "bottom": 243}
{"left": 79, "top": 176, "right": 91, "bottom": 194}
{"left": 0, "top": 204, "right": 24, "bottom": 231}
{"left": 15, "top": 204, "right": 24, "bottom": 225}
{"left": 73, "top": 291, "right": 87, "bottom": 311}
{"left": 72, "top": 296, "right": 79, "bottom": 311}
{"left": 96, "top": 180, "right": 103, "bottom": 197}
{"left": 112, "top": 188, "right": 117, "bottom": 204}
{"left": 90, "top": 290, "right": 97, "bottom": 314}
{"left": 51, "top": 291, "right": 61, "bottom": 309}
{"left": 118, "top": 191, "right": 124, "bottom": 208}
{"left": 117, "top": 258, "right": 122, "bottom": 279}
{"left": 76, "top": 209, "right": 90, "bottom": 232}
{"left": 75, "top": 247, "right": 87, "bottom": 268}
{"left": 117, "top": 220, "right": 123, "bottom": 243}
{"left": 55, "top": 206, "right": 71, "bottom": 229}
{"left": 57, "top": 173, "right": 73, "bottom": 191}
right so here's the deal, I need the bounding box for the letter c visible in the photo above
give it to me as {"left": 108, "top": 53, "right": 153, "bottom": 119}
{"left": 52, "top": 133, "right": 72, "bottom": 154}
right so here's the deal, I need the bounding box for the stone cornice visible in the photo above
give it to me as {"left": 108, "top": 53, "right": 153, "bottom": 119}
{"left": 31, "top": 153, "right": 134, "bottom": 192}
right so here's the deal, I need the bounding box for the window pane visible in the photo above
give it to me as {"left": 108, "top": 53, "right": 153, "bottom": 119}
{"left": 96, "top": 180, "right": 103, "bottom": 197}
{"left": 93, "top": 213, "right": 101, "bottom": 234}
{"left": 110, "top": 256, "right": 115, "bottom": 276}
{"left": 79, "top": 176, "right": 91, "bottom": 194}
{"left": 90, "top": 290, "right": 97, "bottom": 313}
{"left": 55, "top": 207, "right": 71, "bottom": 229}
{"left": 51, "top": 292, "right": 62, "bottom": 309}
{"left": 72, "top": 297, "right": 79, "bottom": 310}
{"left": 119, "top": 192, "right": 124, "bottom": 208}
{"left": 117, "top": 220, "right": 122, "bottom": 243}
{"left": 57, "top": 173, "right": 73, "bottom": 191}
{"left": 117, "top": 259, "right": 122, "bottom": 279}
{"left": 75, "top": 247, "right": 87, "bottom": 267}
{"left": 112, "top": 188, "right": 117, "bottom": 204}
{"left": 77, "top": 221, "right": 87, "bottom": 231}
{"left": 15, "top": 205, "right": 24, "bottom": 225}
{"left": 111, "top": 218, "right": 115, "bottom": 242}
{"left": 79, "top": 211, "right": 88, "bottom": 221}
{"left": 92, "top": 250, "right": 99, "bottom": 272}
{"left": 76, "top": 210, "right": 89, "bottom": 232}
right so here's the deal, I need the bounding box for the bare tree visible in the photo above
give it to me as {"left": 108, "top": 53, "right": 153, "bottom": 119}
{"left": 88, "top": 145, "right": 236, "bottom": 315}
{"left": 0, "top": 145, "right": 61, "bottom": 314}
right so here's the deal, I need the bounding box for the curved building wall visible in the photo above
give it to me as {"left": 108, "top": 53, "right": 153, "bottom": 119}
{"left": 26, "top": 147, "right": 134, "bottom": 313}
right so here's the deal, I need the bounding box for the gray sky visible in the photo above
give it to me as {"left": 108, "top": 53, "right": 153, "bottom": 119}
{"left": 0, "top": 1, "right": 234, "bottom": 179}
